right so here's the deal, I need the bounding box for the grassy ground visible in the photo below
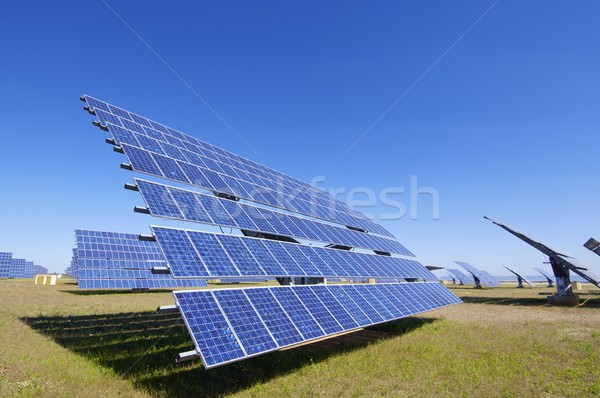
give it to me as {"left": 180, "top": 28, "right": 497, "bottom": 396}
{"left": 0, "top": 278, "right": 599, "bottom": 397}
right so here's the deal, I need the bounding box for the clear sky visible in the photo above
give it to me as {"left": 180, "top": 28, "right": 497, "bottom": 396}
{"left": 0, "top": 1, "right": 598, "bottom": 276}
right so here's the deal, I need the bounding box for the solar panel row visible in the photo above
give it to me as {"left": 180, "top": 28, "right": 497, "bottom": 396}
{"left": 9, "top": 259, "right": 35, "bottom": 279}
{"left": 83, "top": 95, "right": 392, "bottom": 238}
{"left": 152, "top": 226, "right": 435, "bottom": 279}
{"left": 455, "top": 261, "right": 500, "bottom": 287}
{"left": 75, "top": 229, "right": 164, "bottom": 261}
{"left": 0, "top": 252, "right": 13, "bottom": 278}
{"left": 136, "top": 179, "right": 412, "bottom": 256}
{"left": 74, "top": 229, "right": 207, "bottom": 290}
{"left": 78, "top": 279, "right": 205, "bottom": 289}
{"left": 446, "top": 268, "right": 475, "bottom": 284}
{"left": 175, "top": 282, "right": 461, "bottom": 368}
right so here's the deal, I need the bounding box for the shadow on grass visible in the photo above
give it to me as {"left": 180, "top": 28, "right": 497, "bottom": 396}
{"left": 461, "top": 295, "right": 600, "bottom": 307}
{"left": 61, "top": 289, "right": 175, "bottom": 296}
{"left": 21, "top": 311, "right": 434, "bottom": 397}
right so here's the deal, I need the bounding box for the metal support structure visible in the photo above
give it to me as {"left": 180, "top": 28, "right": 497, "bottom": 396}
{"left": 472, "top": 275, "right": 482, "bottom": 289}
{"left": 516, "top": 276, "right": 524, "bottom": 288}
{"left": 156, "top": 304, "right": 179, "bottom": 314}
{"left": 176, "top": 350, "right": 199, "bottom": 363}
{"left": 548, "top": 257, "right": 579, "bottom": 305}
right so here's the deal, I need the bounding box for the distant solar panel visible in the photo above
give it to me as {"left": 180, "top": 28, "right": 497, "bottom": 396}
{"left": 454, "top": 262, "right": 500, "bottom": 287}
{"left": 503, "top": 265, "right": 535, "bottom": 288}
{"left": 446, "top": 268, "right": 475, "bottom": 285}
{"left": 219, "top": 277, "right": 275, "bottom": 283}
{"left": 533, "top": 267, "right": 555, "bottom": 287}
{"left": 584, "top": 237, "right": 600, "bottom": 256}
{"left": 33, "top": 265, "right": 48, "bottom": 275}
{"left": 8, "top": 258, "right": 34, "bottom": 279}
{"left": 485, "top": 216, "right": 600, "bottom": 288}
{"left": 175, "top": 282, "right": 461, "bottom": 368}
{"left": 74, "top": 229, "right": 207, "bottom": 290}
{"left": 0, "top": 252, "right": 13, "bottom": 278}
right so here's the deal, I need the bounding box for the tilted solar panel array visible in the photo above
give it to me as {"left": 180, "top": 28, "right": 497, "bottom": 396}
{"left": 83, "top": 95, "right": 392, "bottom": 237}
{"left": 533, "top": 267, "right": 554, "bottom": 282}
{"left": 33, "top": 265, "right": 48, "bottom": 275}
{"left": 65, "top": 248, "right": 78, "bottom": 278}
{"left": 455, "top": 261, "right": 500, "bottom": 287}
{"left": 503, "top": 265, "right": 535, "bottom": 287}
{"left": 74, "top": 229, "right": 207, "bottom": 289}
{"left": 9, "top": 258, "right": 35, "bottom": 279}
{"left": 0, "top": 252, "right": 12, "bottom": 278}
{"left": 135, "top": 179, "right": 412, "bottom": 256}
{"left": 446, "top": 268, "right": 475, "bottom": 284}
{"left": 152, "top": 226, "right": 433, "bottom": 279}
{"left": 80, "top": 95, "right": 461, "bottom": 368}
{"left": 175, "top": 282, "right": 461, "bottom": 368}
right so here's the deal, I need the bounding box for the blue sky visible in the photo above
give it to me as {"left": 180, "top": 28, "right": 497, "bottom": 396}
{"left": 0, "top": 1, "right": 599, "bottom": 276}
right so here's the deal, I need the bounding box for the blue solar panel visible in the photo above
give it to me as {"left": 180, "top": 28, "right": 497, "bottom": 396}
{"left": 151, "top": 226, "right": 435, "bottom": 280}
{"left": 219, "top": 277, "right": 274, "bottom": 283}
{"left": 446, "top": 268, "right": 475, "bottom": 284}
{"left": 83, "top": 95, "right": 394, "bottom": 238}
{"left": 8, "top": 258, "right": 34, "bottom": 279}
{"left": 133, "top": 178, "right": 416, "bottom": 254}
{"left": 74, "top": 229, "right": 207, "bottom": 290}
{"left": 454, "top": 261, "right": 500, "bottom": 287}
{"left": 33, "top": 265, "right": 48, "bottom": 275}
{"left": 0, "top": 252, "right": 13, "bottom": 278}
{"left": 174, "top": 282, "right": 461, "bottom": 368}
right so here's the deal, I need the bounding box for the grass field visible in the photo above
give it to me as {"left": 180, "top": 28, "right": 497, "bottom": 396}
{"left": 1, "top": 278, "right": 599, "bottom": 397}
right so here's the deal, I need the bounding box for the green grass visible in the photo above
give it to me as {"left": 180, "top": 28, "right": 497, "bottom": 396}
{"left": 1, "top": 278, "right": 599, "bottom": 397}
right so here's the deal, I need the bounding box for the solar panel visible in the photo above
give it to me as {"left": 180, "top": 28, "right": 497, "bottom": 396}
{"left": 454, "top": 262, "right": 500, "bottom": 287}
{"left": 151, "top": 226, "right": 435, "bottom": 280}
{"left": 485, "top": 216, "right": 600, "bottom": 288}
{"left": 8, "top": 258, "right": 34, "bottom": 279}
{"left": 503, "top": 265, "right": 535, "bottom": 288}
{"left": 33, "top": 265, "right": 48, "bottom": 275}
{"left": 174, "top": 282, "right": 461, "bottom": 368}
{"left": 533, "top": 267, "right": 555, "bottom": 287}
{"left": 445, "top": 268, "right": 475, "bottom": 285}
{"left": 82, "top": 95, "right": 393, "bottom": 237}
{"left": 0, "top": 252, "right": 13, "bottom": 278}
{"left": 584, "top": 237, "right": 600, "bottom": 256}
{"left": 74, "top": 229, "right": 207, "bottom": 290}
{"left": 135, "top": 179, "right": 413, "bottom": 256}
{"left": 219, "top": 277, "right": 275, "bottom": 283}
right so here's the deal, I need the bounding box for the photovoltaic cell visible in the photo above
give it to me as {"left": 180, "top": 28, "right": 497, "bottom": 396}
{"left": 174, "top": 282, "right": 461, "bottom": 368}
